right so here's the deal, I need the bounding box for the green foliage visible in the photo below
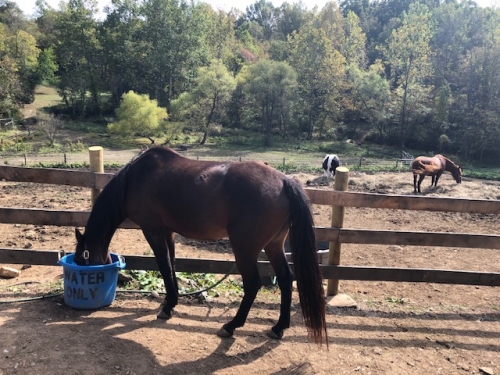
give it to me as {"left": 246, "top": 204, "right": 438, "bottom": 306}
{"left": 36, "top": 47, "right": 58, "bottom": 85}
{"left": 122, "top": 270, "right": 165, "bottom": 292}
{"left": 33, "top": 161, "right": 90, "bottom": 169}
{"left": 0, "top": 21, "right": 42, "bottom": 115}
{"left": 176, "top": 272, "right": 243, "bottom": 297}
{"left": 288, "top": 18, "right": 346, "bottom": 139}
{"left": 0, "top": 136, "right": 32, "bottom": 153}
{"left": 242, "top": 59, "right": 298, "bottom": 146}
{"left": 53, "top": 0, "right": 102, "bottom": 117}
{"left": 7, "top": 0, "right": 500, "bottom": 162}
{"left": 170, "top": 60, "right": 236, "bottom": 144}
{"left": 108, "top": 91, "right": 168, "bottom": 139}
{"left": 120, "top": 270, "right": 243, "bottom": 297}
{"left": 380, "top": 2, "right": 434, "bottom": 149}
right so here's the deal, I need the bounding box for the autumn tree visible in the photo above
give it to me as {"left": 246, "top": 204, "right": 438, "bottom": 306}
{"left": 108, "top": 90, "right": 169, "bottom": 143}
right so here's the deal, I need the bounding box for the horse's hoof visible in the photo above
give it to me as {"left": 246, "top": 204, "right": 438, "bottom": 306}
{"left": 217, "top": 327, "right": 233, "bottom": 338}
{"left": 267, "top": 328, "right": 284, "bottom": 340}
{"left": 157, "top": 309, "right": 172, "bottom": 320}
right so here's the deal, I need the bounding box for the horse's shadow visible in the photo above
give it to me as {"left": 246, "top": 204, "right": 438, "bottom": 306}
{"left": 3, "top": 293, "right": 500, "bottom": 374}
{"left": 1, "top": 296, "right": 282, "bottom": 375}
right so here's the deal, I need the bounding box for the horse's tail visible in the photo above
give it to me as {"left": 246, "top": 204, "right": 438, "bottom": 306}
{"left": 283, "top": 177, "right": 328, "bottom": 347}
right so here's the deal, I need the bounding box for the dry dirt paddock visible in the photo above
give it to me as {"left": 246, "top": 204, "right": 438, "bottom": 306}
{"left": 0, "top": 169, "right": 499, "bottom": 375}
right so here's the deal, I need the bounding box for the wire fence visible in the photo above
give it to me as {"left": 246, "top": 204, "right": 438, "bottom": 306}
{"left": 0, "top": 149, "right": 413, "bottom": 173}
{"left": 2, "top": 147, "right": 500, "bottom": 181}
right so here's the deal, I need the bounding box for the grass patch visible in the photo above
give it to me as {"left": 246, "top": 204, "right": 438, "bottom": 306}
{"left": 22, "top": 86, "right": 63, "bottom": 116}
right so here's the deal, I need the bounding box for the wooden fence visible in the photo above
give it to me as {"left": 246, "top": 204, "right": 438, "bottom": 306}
{"left": 0, "top": 164, "right": 499, "bottom": 290}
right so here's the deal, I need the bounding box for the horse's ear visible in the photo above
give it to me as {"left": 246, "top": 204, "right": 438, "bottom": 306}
{"left": 75, "top": 228, "right": 84, "bottom": 242}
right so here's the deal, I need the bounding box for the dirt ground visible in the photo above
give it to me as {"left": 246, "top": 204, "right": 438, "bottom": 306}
{"left": 0, "top": 168, "right": 499, "bottom": 375}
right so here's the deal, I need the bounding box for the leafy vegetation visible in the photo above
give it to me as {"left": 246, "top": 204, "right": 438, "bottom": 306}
{"left": 108, "top": 91, "right": 170, "bottom": 144}
{"left": 120, "top": 270, "right": 244, "bottom": 297}
{"left": 2, "top": 0, "right": 500, "bottom": 165}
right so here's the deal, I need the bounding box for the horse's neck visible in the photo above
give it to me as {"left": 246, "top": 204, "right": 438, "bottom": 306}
{"left": 443, "top": 157, "right": 457, "bottom": 172}
{"left": 86, "top": 177, "right": 127, "bottom": 251}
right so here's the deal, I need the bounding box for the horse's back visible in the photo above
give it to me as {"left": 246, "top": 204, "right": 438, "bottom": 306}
{"left": 123, "top": 146, "right": 290, "bottom": 239}
{"left": 411, "top": 155, "right": 445, "bottom": 175}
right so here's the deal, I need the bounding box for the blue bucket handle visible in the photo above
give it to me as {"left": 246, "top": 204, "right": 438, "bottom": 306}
{"left": 117, "top": 255, "right": 126, "bottom": 269}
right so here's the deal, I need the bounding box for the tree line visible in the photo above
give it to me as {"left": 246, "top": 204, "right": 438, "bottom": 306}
{"left": 1, "top": 0, "right": 499, "bottom": 160}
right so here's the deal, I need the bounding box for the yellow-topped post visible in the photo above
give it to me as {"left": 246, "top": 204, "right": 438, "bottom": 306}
{"left": 327, "top": 166, "right": 349, "bottom": 296}
{"left": 89, "top": 146, "right": 104, "bottom": 206}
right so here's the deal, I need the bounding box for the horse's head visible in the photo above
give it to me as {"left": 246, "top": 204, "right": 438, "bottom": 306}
{"left": 452, "top": 166, "right": 462, "bottom": 184}
{"left": 74, "top": 228, "right": 111, "bottom": 266}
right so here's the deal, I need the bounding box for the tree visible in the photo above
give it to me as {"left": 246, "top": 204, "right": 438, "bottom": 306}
{"left": 202, "top": 7, "right": 239, "bottom": 70}
{"left": 37, "top": 112, "right": 62, "bottom": 146}
{"left": 0, "top": 23, "right": 21, "bottom": 116}
{"left": 170, "top": 60, "right": 236, "bottom": 145}
{"left": 317, "top": 1, "right": 345, "bottom": 53}
{"left": 274, "top": 1, "right": 307, "bottom": 40}
{"left": 100, "top": 0, "right": 144, "bottom": 108}
{"left": 53, "top": 0, "right": 103, "bottom": 117}
{"left": 346, "top": 61, "right": 390, "bottom": 138}
{"left": 452, "top": 13, "right": 500, "bottom": 159}
{"left": 139, "top": 0, "right": 208, "bottom": 107}
{"left": 0, "top": 14, "right": 42, "bottom": 116}
{"left": 108, "top": 90, "right": 168, "bottom": 143}
{"left": 288, "top": 20, "right": 346, "bottom": 139}
{"left": 242, "top": 59, "right": 298, "bottom": 146}
{"left": 243, "top": 0, "right": 277, "bottom": 40}
{"left": 35, "top": 46, "right": 57, "bottom": 85}
{"left": 382, "top": 2, "right": 434, "bottom": 149}
{"left": 343, "top": 10, "right": 366, "bottom": 67}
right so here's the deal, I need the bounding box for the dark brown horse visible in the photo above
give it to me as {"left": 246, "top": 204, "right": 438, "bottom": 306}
{"left": 411, "top": 154, "right": 462, "bottom": 193}
{"left": 74, "top": 146, "right": 327, "bottom": 345}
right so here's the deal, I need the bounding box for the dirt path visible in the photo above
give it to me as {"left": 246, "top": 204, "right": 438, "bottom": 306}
{"left": 0, "top": 170, "right": 499, "bottom": 374}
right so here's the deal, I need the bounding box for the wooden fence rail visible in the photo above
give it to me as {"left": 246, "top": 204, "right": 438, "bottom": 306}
{"left": 1, "top": 164, "right": 499, "bottom": 287}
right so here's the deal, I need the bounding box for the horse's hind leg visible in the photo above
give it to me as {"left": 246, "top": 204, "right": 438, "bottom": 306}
{"left": 413, "top": 174, "right": 417, "bottom": 193}
{"left": 218, "top": 243, "right": 262, "bottom": 338}
{"left": 418, "top": 175, "right": 425, "bottom": 193}
{"left": 142, "top": 228, "right": 178, "bottom": 320}
{"left": 166, "top": 232, "right": 179, "bottom": 293}
{"left": 263, "top": 240, "right": 293, "bottom": 340}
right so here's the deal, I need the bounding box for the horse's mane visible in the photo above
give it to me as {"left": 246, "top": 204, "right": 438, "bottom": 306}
{"left": 84, "top": 152, "right": 143, "bottom": 246}
{"left": 440, "top": 155, "right": 459, "bottom": 168}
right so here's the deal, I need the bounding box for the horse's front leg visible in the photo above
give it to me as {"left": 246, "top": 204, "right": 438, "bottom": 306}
{"left": 434, "top": 173, "right": 442, "bottom": 187}
{"left": 142, "top": 228, "right": 178, "bottom": 320}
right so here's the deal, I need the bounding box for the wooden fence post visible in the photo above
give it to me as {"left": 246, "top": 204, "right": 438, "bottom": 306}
{"left": 327, "top": 166, "right": 349, "bottom": 296}
{"left": 89, "top": 146, "right": 104, "bottom": 206}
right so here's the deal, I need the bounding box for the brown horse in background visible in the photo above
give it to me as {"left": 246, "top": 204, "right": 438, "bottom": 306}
{"left": 412, "top": 154, "right": 462, "bottom": 193}
{"left": 73, "top": 146, "right": 327, "bottom": 345}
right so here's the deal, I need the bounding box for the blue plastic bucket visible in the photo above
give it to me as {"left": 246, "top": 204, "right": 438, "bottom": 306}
{"left": 58, "top": 253, "right": 126, "bottom": 310}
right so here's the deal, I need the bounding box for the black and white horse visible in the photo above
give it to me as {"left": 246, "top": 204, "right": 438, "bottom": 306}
{"left": 322, "top": 154, "right": 340, "bottom": 178}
